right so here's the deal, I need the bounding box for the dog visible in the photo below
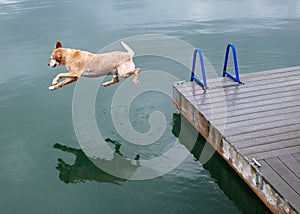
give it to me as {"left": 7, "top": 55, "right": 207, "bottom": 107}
{"left": 48, "top": 41, "right": 140, "bottom": 91}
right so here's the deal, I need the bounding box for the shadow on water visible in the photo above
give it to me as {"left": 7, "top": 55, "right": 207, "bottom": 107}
{"left": 172, "top": 112, "right": 271, "bottom": 214}
{"left": 53, "top": 138, "right": 140, "bottom": 185}
{"left": 53, "top": 111, "right": 269, "bottom": 212}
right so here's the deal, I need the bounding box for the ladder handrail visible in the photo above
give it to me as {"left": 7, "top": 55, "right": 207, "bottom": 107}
{"left": 190, "top": 48, "right": 208, "bottom": 89}
{"left": 222, "top": 43, "right": 241, "bottom": 83}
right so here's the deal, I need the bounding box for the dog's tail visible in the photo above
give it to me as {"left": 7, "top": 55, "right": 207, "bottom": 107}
{"left": 121, "top": 41, "right": 135, "bottom": 57}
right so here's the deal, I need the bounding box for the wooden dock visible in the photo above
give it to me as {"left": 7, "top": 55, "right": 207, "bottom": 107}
{"left": 172, "top": 66, "right": 300, "bottom": 214}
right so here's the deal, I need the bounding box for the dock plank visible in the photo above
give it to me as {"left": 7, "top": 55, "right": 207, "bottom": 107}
{"left": 213, "top": 106, "right": 300, "bottom": 128}
{"left": 201, "top": 100, "right": 300, "bottom": 122}
{"left": 173, "top": 66, "right": 300, "bottom": 213}
{"left": 240, "top": 138, "right": 300, "bottom": 157}
{"left": 215, "top": 109, "right": 300, "bottom": 133}
{"left": 279, "top": 155, "right": 300, "bottom": 179}
{"left": 265, "top": 157, "right": 300, "bottom": 194}
{"left": 247, "top": 145, "right": 300, "bottom": 161}
{"left": 293, "top": 152, "right": 300, "bottom": 162}
{"left": 236, "top": 130, "right": 300, "bottom": 149}
{"left": 227, "top": 124, "right": 300, "bottom": 143}
{"left": 225, "top": 118, "right": 300, "bottom": 138}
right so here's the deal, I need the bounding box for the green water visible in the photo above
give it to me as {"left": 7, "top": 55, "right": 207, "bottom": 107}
{"left": 1, "top": 0, "right": 300, "bottom": 213}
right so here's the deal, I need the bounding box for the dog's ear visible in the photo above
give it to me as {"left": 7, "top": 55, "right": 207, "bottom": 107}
{"left": 56, "top": 41, "right": 62, "bottom": 49}
{"left": 55, "top": 49, "right": 63, "bottom": 63}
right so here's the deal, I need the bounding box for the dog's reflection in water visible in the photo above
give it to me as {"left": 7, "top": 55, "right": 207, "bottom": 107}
{"left": 54, "top": 139, "right": 140, "bottom": 184}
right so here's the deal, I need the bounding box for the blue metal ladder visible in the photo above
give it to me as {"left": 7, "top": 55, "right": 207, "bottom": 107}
{"left": 190, "top": 43, "right": 242, "bottom": 89}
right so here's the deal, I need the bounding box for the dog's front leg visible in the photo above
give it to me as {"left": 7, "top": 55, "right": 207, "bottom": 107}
{"left": 49, "top": 77, "right": 77, "bottom": 91}
{"left": 52, "top": 72, "right": 76, "bottom": 85}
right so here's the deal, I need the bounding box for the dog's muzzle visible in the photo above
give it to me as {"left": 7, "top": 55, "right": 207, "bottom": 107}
{"left": 48, "top": 58, "right": 58, "bottom": 68}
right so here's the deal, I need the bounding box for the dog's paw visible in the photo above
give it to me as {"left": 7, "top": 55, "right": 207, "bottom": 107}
{"left": 133, "top": 79, "right": 140, "bottom": 85}
{"left": 102, "top": 82, "right": 110, "bottom": 87}
{"left": 48, "top": 85, "right": 55, "bottom": 91}
{"left": 52, "top": 79, "right": 59, "bottom": 85}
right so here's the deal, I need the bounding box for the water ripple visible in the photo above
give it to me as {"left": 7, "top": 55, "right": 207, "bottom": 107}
{"left": 0, "top": 0, "right": 56, "bottom": 17}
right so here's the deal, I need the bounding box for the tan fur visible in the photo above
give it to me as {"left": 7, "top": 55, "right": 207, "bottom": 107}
{"left": 48, "top": 41, "right": 140, "bottom": 91}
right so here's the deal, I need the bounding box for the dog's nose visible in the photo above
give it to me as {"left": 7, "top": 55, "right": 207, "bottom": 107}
{"left": 48, "top": 63, "right": 50, "bottom": 66}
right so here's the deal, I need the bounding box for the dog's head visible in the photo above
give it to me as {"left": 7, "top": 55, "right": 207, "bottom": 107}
{"left": 48, "top": 41, "right": 65, "bottom": 68}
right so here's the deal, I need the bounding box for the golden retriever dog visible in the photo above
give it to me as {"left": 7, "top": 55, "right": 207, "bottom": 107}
{"left": 48, "top": 41, "right": 140, "bottom": 91}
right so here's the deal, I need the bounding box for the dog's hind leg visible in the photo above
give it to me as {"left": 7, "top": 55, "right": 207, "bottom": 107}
{"left": 132, "top": 68, "right": 140, "bottom": 85}
{"left": 116, "top": 60, "right": 140, "bottom": 85}
{"left": 119, "top": 68, "right": 140, "bottom": 85}
{"left": 102, "top": 76, "right": 119, "bottom": 87}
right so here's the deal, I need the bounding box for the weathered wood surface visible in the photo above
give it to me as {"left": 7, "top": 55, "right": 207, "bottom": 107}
{"left": 173, "top": 66, "right": 300, "bottom": 214}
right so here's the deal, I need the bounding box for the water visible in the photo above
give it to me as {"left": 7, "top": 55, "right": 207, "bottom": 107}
{"left": 1, "top": 0, "right": 300, "bottom": 213}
